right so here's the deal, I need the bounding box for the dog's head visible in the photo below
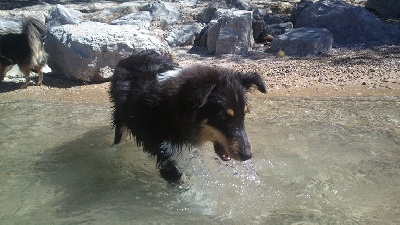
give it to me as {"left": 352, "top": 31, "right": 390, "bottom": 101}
{"left": 176, "top": 66, "right": 266, "bottom": 161}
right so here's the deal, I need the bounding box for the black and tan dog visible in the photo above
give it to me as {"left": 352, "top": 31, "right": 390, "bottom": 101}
{"left": 109, "top": 50, "right": 266, "bottom": 181}
{"left": 0, "top": 17, "right": 48, "bottom": 88}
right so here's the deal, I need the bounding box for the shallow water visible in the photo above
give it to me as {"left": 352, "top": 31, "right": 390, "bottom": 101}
{"left": 0, "top": 97, "right": 399, "bottom": 224}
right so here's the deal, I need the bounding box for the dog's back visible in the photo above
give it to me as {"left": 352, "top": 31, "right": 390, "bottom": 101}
{"left": 109, "top": 50, "right": 178, "bottom": 144}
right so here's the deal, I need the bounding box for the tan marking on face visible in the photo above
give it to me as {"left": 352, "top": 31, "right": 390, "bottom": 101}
{"left": 199, "top": 123, "right": 229, "bottom": 146}
{"left": 227, "top": 108, "right": 235, "bottom": 117}
{"left": 199, "top": 121, "right": 241, "bottom": 160}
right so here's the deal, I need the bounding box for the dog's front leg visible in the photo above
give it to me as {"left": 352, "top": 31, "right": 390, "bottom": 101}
{"left": 157, "top": 145, "right": 182, "bottom": 181}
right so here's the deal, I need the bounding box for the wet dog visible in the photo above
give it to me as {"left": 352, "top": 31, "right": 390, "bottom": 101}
{"left": 109, "top": 50, "right": 266, "bottom": 181}
{"left": 0, "top": 17, "right": 48, "bottom": 88}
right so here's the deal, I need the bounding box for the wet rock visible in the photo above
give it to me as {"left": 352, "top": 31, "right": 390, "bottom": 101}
{"left": 293, "top": 0, "right": 400, "bottom": 46}
{"left": 207, "top": 9, "right": 253, "bottom": 55}
{"left": 45, "top": 22, "right": 170, "bottom": 82}
{"left": 271, "top": 27, "right": 333, "bottom": 56}
{"left": 366, "top": 0, "right": 400, "bottom": 19}
{"left": 46, "top": 4, "right": 80, "bottom": 28}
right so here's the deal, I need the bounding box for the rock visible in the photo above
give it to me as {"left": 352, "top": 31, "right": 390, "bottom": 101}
{"left": 111, "top": 11, "right": 152, "bottom": 29}
{"left": 199, "top": 5, "right": 217, "bottom": 23}
{"left": 0, "top": 16, "right": 22, "bottom": 34}
{"left": 193, "top": 26, "right": 208, "bottom": 48}
{"left": 266, "top": 22, "right": 293, "bottom": 37}
{"left": 263, "top": 13, "right": 291, "bottom": 25}
{"left": 46, "top": 4, "right": 80, "bottom": 28}
{"left": 165, "top": 24, "right": 204, "bottom": 47}
{"left": 290, "top": 0, "right": 314, "bottom": 26}
{"left": 271, "top": 27, "right": 333, "bottom": 56}
{"left": 365, "top": 0, "right": 400, "bottom": 19}
{"left": 146, "top": 1, "right": 180, "bottom": 25}
{"left": 88, "top": 4, "right": 135, "bottom": 24}
{"left": 225, "top": 0, "right": 250, "bottom": 10}
{"left": 45, "top": 22, "right": 170, "bottom": 82}
{"left": 293, "top": 0, "right": 400, "bottom": 46}
{"left": 207, "top": 9, "right": 253, "bottom": 54}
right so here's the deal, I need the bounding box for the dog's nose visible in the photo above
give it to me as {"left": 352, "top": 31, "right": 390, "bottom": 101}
{"left": 239, "top": 152, "right": 252, "bottom": 161}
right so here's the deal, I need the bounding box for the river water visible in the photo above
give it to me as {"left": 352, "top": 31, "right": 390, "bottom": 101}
{"left": 0, "top": 97, "right": 399, "bottom": 224}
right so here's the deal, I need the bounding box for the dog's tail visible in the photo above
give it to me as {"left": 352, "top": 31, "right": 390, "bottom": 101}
{"left": 23, "top": 18, "right": 47, "bottom": 66}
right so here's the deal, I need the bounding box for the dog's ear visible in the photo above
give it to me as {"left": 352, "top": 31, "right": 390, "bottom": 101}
{"left": 188, "top": 83, "right": 215, "bottom": 109}
{"left": 179, "top": 81, "right": 215, "bottom": 110}
{"left": 240, "top": 72, "right": 267, "bottom": 93}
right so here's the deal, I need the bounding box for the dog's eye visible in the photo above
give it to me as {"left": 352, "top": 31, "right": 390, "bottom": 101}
{"left": 226, "top": 108, "right": 235, "bottom": 117}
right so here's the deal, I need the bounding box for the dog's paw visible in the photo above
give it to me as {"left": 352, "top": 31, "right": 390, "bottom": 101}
{"left": 159, "top": 161, "right": 182, "bottom": 182}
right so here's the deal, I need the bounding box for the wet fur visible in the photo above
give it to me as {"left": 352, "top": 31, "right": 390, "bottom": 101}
{"left": 0, "top": 18, "right": 48, "bottom": 88}
{"left": 109, "top": 51, "right": 266, "bottom": 181}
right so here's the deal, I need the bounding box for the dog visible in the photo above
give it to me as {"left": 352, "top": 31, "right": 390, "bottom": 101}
{"left": 0, "top": 17, "right": 48, "bottom": 88}
{"left": 109, "top": 50, "right": 266, "bottom": 181}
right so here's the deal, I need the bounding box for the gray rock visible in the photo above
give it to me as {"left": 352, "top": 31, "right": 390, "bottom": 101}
{"left": 45, "top": 22, "right": 170, "bottom": 82}
{"left": 294, "top": 0, "right": 400, "bottom": 46}
{"left": 0, "top": 16, "right": 22, "bottom": 34}
{"left": 266, "top": 22, "right": 293, "bottom": 37}
{"left": 111, "top": 11, "right": 152, "bottom": 29}
{"left": 207, "top": 10, "right": 253, "bottom": 55}
{"left": 199, "top": 6, "right": 217, "bottom": 23}
{"left": 46, "top": 4, "right": 80, "bottom": 28}
{"left": 271, "top": 27, "right": 333, "bottom": 56}
{"left": 146, "top": 1, "right": 180, "bottom": 25}
{"left": 366, "top": 0, "right": 400, "bottom": 19}
{"left": 165, "top": 24, "right": 204, "bottom": 47}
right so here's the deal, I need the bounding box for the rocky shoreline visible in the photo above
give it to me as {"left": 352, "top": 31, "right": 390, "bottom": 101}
{"left": 0, "top": 0, "right": 399, "bottom": 102}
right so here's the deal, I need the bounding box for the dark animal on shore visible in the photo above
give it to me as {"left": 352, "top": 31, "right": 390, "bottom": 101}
{"left": 109, "top": 50, "right": 266, "bottom": 181}
{"left": 0, "top": 17, "right": 48, "bottom": 88}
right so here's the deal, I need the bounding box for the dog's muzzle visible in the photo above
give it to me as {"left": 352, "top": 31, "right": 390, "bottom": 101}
{"left": 214, "top": 130, "right": 252, "bottom": 161}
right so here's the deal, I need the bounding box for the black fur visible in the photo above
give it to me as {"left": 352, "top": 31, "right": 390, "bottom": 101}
{"left": 109, "top": 50, "right": 266, "bottom": 181}
{"left": 0, "top": 17, "right": 48, "bottom": 88}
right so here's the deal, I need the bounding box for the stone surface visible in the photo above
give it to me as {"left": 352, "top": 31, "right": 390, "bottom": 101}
{"left": 46, "top": 4, "right": 80, "bottom": 28}
{"left": 271, "top": 27, "right": 333, "bottom": 56}
{"left": 45, "top": 22, "right": 170, "bottom": 82}
{"left": 366, "top": 0, "right": 400, "bottom": 19}
{"left": 165, "top": 24, "right": 204, "bottom": 47}
{"left": 111, "top": 11, "right": 152, "bottom": 29}
{"left": 207, "top": 9, "right": 253, "bottom": 54}
{"left": 293, "top": 0, "right": 400, "bottom": 46}
{"left": 0, "top": 16, "right": 22, "bottom": 34}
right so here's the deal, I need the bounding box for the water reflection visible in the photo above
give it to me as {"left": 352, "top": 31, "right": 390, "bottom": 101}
{"left": 0, "top": 97, "right": 399, "bottom": 224}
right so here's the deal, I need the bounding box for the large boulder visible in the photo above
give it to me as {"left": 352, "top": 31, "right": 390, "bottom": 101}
{"left": 45, "top": 22, "right": 170, "bottom": 82}
{"left": 293, "top": 0, "right": 400, "bottom": 46}
{"left": 271, "top": 27, "right": 333, "bottom": 56}
{"left": 207, "top": 9, "right": 253, "bottom": 54}
{"left": 366, "top": 0, "right": 400, "bottom": 19}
